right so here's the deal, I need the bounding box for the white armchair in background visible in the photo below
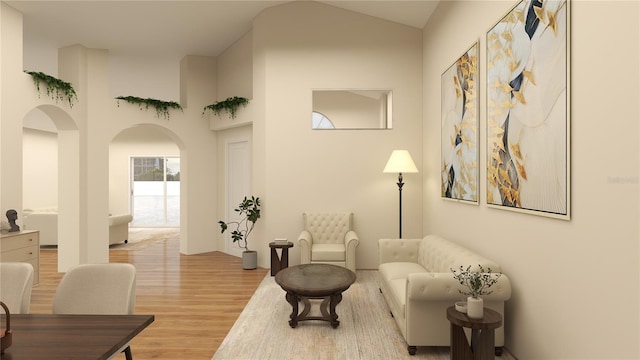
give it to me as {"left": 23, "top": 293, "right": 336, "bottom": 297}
{"left": 297, "top": 212, "right": 359, "bottom": 273}
{"left": 23, "top": 208, "right": 132, "bottom": 246}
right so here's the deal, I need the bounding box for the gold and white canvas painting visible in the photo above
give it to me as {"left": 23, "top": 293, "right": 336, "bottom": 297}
{"left": 441, "top": 42, "right": 479, "bottom": 203}
{"left": 486, "top": 0, "right": 569, "bottom": 219}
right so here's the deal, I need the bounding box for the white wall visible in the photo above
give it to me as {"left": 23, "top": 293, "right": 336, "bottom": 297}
{"left": 423, "top": 1, "right": 639, "bottom": 358}
{"left": 22, "top": 127, "right": 57, "bottom": 209}
{"left": 250, "top": 1, "right": 424, "bottom": 269}
{"left": 216, "top": 30, "right": 253, "bottom": 101}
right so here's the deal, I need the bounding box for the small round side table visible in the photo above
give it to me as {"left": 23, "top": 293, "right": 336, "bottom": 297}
{"left": 446, "top": 306, "right": 502, "bottom": 360}
{"left": 268, "top": 242, "right": 293, "bottom": 276}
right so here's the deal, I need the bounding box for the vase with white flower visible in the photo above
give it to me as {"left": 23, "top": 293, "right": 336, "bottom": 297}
{"left": 451, "top": 264, "right": 502, "bottom": 319}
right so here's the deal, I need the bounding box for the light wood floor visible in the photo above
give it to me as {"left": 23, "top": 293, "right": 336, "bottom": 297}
{"left": 30, "top": 234, "right": 269, "bottom": 360}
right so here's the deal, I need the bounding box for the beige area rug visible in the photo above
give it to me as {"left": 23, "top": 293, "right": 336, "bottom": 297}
{"left": 212, "top": 270, "right": 515, "bottom": 360}
{"left": 109, "top": 227, "right": 179, "bottom": 250}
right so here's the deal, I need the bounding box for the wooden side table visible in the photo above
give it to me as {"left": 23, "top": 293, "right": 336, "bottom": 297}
{"left": 446, "top": 306, "right": 502, "bottom": 360}
{"left": 268, "top": 242, "right": 293, "bottom": 276}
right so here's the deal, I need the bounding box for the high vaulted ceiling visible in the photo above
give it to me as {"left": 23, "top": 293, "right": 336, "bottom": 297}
{"left": 5, "top": 1, "right": 440, "bottom": 58}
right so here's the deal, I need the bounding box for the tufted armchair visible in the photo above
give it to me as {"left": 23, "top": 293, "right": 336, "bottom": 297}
{"left": 297, "top": 212, "right": 359, "bottom": 272}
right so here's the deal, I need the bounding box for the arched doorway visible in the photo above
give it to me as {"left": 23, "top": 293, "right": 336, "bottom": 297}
{"left": 110, "top": 124, "right": 183, "bottom": 242}
{"left": 22, "top": 104, "right": 81, "bottom": 272}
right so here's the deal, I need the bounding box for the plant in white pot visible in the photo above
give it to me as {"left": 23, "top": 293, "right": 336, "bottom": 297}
{"left": 451, "top": 264, "right": 502, "bottom": 319}
{"left": 219, "top": 196, "right": 261, "bottom": 270}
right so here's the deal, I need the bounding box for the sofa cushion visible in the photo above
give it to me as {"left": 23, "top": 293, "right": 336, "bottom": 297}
{"left": 312, "top": 244, "right": 346, "bottom": 261}
{"left": 379, "top": 262, "right": 428, "bottom": 315}
{"left": 419, "top": 235, "right": 501, "bottom": 273}
{"left": 379, "top": 262, "right": 427, "bottom": 282}
{"left": 388, "top": 278, "right": 407, "bottom": 314}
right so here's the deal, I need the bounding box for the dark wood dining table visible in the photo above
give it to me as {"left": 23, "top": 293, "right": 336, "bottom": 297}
{"left": 0, "top": 313, "right": 154, "bottom": 360}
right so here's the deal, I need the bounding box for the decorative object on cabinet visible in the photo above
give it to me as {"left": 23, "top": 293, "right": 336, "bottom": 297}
{"left": 0, "top": 231, "right": 40, "bottom": 285}
{"left": 441, "top": 42, "right": 479, "bottom": 204}
{"left": 5, "top": 209, "right": 20, "bottom": 232}
{"left": 486, "top": 0, "right": 570, "bottom": 219}
{"left": 383, "top": 150, "right": 418, "bottom": 238}
{"left": 25, "top": 71, "right": 78, "bottom": 108}
{"left": 203, "top": 96, "right": 249, "bottom": 119}
{"left": 115, "top": 96, "right": 183, "bottom": 120}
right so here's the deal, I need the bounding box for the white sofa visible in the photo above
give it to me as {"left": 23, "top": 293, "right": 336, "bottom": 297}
{"left": 378, "top": 235, "right": 512, "bottom": 355}
{"left": 23, "top": 209, "right": 133, "bottom": 246}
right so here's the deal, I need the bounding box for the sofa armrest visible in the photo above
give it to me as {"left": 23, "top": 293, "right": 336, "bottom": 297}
{"left": 298, "top": 230, "right": 312, "bottom": 264}
{"left": 344, "top": 230, "right": 359, "bottom": 247}
{"left": 378, "top": 238, "right": 422, "bottom": 264}
{"left": 406, "top": 272, "right": 512, "bottom": 301}
{"left": 344, "top": 230, "right": 359, "bottom": 272}
{"left": 109, "top": 214, "right": 133, "bottom": 226}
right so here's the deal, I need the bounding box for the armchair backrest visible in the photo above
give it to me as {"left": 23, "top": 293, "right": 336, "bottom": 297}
{"left": 0, "top": 262, "right": 34, "bottom": 314}
{"left": 52, "top": 263, "right": 136, "bottom": 315}
{"left": 303, "top": 212, "right": 353, "bottom": 244}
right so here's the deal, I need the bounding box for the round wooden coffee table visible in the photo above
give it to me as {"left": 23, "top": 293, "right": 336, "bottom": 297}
{"left": 275, "top": 264, "right": 356, "bottom": 328}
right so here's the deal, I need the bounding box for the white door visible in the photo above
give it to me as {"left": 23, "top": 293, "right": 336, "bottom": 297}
{"left": 225, "top": 140, "right": 250, "bottom": 257}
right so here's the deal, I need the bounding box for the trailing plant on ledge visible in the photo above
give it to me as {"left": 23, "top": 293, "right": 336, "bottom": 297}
{"left": 116, "top": 96, "right": 183, "bottom": 120}
{"left": 203, "top": 96, "right": 249, "bottom": 119}
{"left": 25, "top": 71, "right": 78, "bottom": 108}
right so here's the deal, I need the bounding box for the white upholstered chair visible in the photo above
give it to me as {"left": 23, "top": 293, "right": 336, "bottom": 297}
{"left": 52, "top": 263, "right": 137, "bottom": 360}
{"left": 0, "top": 262, "right": 34, "bottom": 314}
{"left": 297, "top": 212, "right": 359, "bottom": 272}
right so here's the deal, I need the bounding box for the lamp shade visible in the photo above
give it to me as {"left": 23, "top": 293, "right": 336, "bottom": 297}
{"left": 383, "top": 150, "right": 418, "bottom": 173}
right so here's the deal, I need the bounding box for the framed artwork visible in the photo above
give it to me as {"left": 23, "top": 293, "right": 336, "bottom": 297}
{"left": 441, "top": 42, "right": 479, "bottom": 204}
{"left": 486, "top": 0, "right": 570, "bottom": 219}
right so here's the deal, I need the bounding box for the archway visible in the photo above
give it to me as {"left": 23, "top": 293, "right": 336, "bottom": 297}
{"left": 109, "top": 124, "right": 185, "bottom": 249}
{"left": 22, "top": 104, "right": 80, "bottom": 272}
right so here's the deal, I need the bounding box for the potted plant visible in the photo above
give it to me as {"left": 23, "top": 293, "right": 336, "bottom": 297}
{"left": 219, "top": 196, "right": 261, "bottom": 269}
{"left": 451, "top": 264, "right": 502, "bottom": 319}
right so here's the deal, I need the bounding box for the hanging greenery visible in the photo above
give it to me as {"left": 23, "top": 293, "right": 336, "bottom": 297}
{"left": 115, "top": 96, "right": 183, "bottom": 120}
{"left": 25, "top": 71, "right": 78, "bottom": 108}
{"left": 203, "top": 96, "right": 249, "bottom": 119}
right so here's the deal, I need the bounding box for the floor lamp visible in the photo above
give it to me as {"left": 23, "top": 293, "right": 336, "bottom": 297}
{"left": 383, "top": 150, "right": 418, "bottom": 238}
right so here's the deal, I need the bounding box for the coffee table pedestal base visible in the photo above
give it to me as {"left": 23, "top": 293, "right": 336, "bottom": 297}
{"left": 285, "top": 293, "right": 343, "bottom": 328}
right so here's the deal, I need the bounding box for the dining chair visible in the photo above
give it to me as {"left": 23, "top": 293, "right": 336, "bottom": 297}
{"left": 52, "top": 263, "right": 137, "bottom": 360}
{"left": 0, "top": 262, "right": 34, "bottom": 314}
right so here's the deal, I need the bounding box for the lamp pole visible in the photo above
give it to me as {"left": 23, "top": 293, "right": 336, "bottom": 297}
{"left": 383, "top": 150, "right": 418, "bottom": 240}
{"left": 396, "top": 172, "right": 404, "bottom": 238}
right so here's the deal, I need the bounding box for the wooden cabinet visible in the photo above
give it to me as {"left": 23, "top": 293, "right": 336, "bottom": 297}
{"left": 1, "top": 230, "right": 40, "bottom": 284}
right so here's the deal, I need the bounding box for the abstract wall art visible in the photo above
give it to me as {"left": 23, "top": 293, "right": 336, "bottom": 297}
{"left": 441, "top": 42, "right": 479, "bottom": 204}
{"left": 486, "top": 0, "right": 570, "bottom": 219}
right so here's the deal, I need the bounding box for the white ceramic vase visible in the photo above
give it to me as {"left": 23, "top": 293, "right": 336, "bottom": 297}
{"left": 466, "top": 296, "right": 483, "bottom": 319}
